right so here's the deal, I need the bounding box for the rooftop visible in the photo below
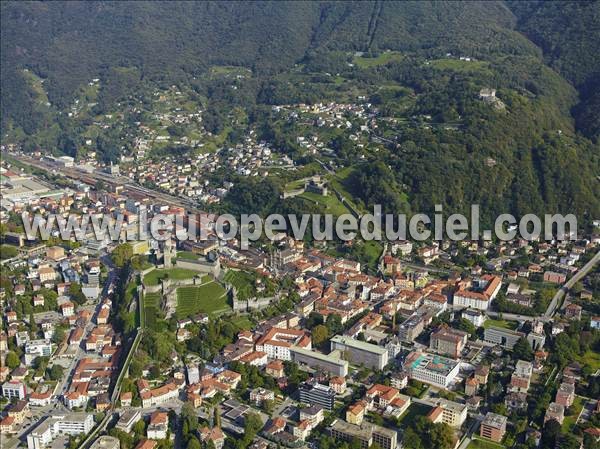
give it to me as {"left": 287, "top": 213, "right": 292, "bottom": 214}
{"left": 330, "top": 335, "right": 388, "bottom": 355}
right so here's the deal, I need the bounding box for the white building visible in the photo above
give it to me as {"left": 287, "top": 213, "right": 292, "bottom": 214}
{"left": 255, "top": 327, "right": 311, "bottom": 361}
{"left": 27, "top": 413, "right": 93, "bottom": 449}
{"left": 461, "top": 309, "right": 486, "bottom": 327}
{"left": 404, "top": 351, "right": 460, "bottom": 389}
{"left": 453, "top": 275, "right": 501, "bottom": 310}
{"left": 2, "top": 381, "right": 27, "bottom": 400}
{"left": 24, "top": 340, "right": 53, "bottom": 365}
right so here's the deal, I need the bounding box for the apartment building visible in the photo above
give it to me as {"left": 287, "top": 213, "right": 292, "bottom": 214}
{"left": 426, "top": 398, "right": 468, "bottom": 428}
{"left": 27, "top": 413, "right": 93, "bottom": 449}
{"left": 429, "top": 326, "right": 468, "bottom": 358}
{"left": 255, "top": 327, "right": 311, "bottom": 361}
{"left": 329, "top": 419, "right": 397, "bottom": 449}
{"left": 480, "top": 412, "right": 507, "bottom": 442}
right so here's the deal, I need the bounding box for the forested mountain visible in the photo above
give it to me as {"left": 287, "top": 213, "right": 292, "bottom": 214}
{"left": 1, "top": 1, "right": 599, "bottom": 220}
{"left": 507, "top": 1, "right": 600, "bottom": 141}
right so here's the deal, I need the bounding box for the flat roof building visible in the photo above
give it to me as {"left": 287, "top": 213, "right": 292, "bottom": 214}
{"left": 404, "top": 351, "right": 460, "bottom": 389}
{"left": 330, "top": 335, "right": 388, "bottom": 370}
{"left": 27, "top": 413, "right": 93, "bottom": 449}
{"left": 299, "top": 382, "right": 336, "bottom": 411}
{"left": 484, "top": 327, "right": 525, "bottom": 349}
{"left": 290, "top": 347, "right": 349, "bottom": 377}
{"left": 329, "top": 419, "right": 397, "bottom": 449}
{"left": 480, "top": 412, "right": 507, "bottom": 443}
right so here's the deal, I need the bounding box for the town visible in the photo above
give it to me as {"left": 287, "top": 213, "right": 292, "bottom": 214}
{"left": 1, "top": 143, "right": 600, "bottom": 449}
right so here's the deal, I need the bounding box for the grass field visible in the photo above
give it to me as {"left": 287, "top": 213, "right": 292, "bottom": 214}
{"left": 143, "top": 292, "right": 162, "bottom": 329}
{"left": 224, "top": 270, "right": 257, "bottom": 301}
{"left": 298, "top": 191, "right": 351, "bottom": 216}
{"left": 483, "top": 319, "right": 518, "bottom": 330}
{"left": 562, "top": 396, "right": 584, "bottom": 432}
{"left": 353, "top": 51, "right": 403, "bottom": 68}
{"left": 467, "top": 438, "right": 506, "bottom": 449}
{"left": 176, "top": 281, "right": 229, "bottom": 319}
{"left": 230, "top": 316, "right": 254, "bottom": 330}
{"left": 396, "top": 403, "right": 432, "bottom": 428}
{"left": 143, "top": 268, "right": 199, "bottom": 286}
{"left": 176, "top": 251, "right": 200, "bottom": 261}
{"left": 428, "top": 58, "right": 492, "bottom": 75}
{"left": 575, "top": 350, "right": 600, "bottom": 372}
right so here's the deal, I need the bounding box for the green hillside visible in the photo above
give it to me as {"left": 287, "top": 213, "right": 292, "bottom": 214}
{"left": 1, "top": 1, "right": 598, "bottom": 220}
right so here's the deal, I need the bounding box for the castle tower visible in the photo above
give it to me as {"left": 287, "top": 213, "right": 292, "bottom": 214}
{"left": 163, "top": 239, "right": 173, "bottom": 268}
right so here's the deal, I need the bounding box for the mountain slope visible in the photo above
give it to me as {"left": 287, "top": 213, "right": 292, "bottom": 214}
{"left": 1, "top": 1, "right": 598, "bottom": 220}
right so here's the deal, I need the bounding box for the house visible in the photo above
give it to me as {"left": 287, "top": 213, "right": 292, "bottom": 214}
{"left": 255, "top": 327, "right": 311, "bottom": 361}
{"left": 366, "top": 384, "right": 400, "bottom": 409}
{"left": 462, "top": 309, "right": 486, "bottom": 327}
{"left": 329, "top": 376, "right": 347, "bottom": 394}
{"left": 61, "top": 301, "right": 75, "bottom": 317}
{"left": 140, "top": 379, "right": 183, "bottom": 408}
{"left": 266, "top": 360, "right": 285, "bottom": 378}
{"left": 544, "top": 402, "right": 565, "bottom": 425}
{"left": 95, "top": 393, "right": 111, "bottom": 412}
{"left": 564, "top": 303, "right": 582, "bottom": 320}
{"left": 2, "top": 380, "right": 27, "bottom": 399}
{"left": 249, "top": 388, "right": 274, "bottom": 406}
{"left": 199, "top": 427, "right": 225, "bottom": 449}
{"left": 555, "top": 382, "right": 575, "bottom": 408}
{"left": 508, "top": 360, "right": 533, "bottom": 394}
{"left": 543, "top": 271, "right": 566, "bottom": 284}
{"left": 120, "top": 392, "right": 133, "bottom": 407}
{"left": 134, "top": 440, "right": 157, "bottom": 449}
{"left": 465, "top": 377, "right": 479, "bottom": 396}
{"left": 33, "top": 295, "right": 45, "bottom": 307}
{"left": 474, "top": 365, "right": 489, "bottom": 384}
{"left": 453, "top": 275, "right": 501, "bottom": 310}
{"left": 7, "top": 400, "right": 29, "bottom": 424}
{"left": 29, "top": 390, "right": 53, "bottom": 407}
{"left": 147, "top": 411, "right": 169, "bottom": 440}
{"left": 429, "top": 326, "right": 468, "bottom": 358}
{"left": 426, "top": 398, "right": 468, "bottom": 428}
{"left": 505, "top": 392, "right": 528, "bottom": 411}
{"left": 299, "top": 406, "right": 324, "bottom": 426}
{"left": 346, "top": 401, "right": 367, "bottom": 425}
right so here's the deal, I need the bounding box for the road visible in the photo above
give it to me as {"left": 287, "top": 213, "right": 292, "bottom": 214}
{"left": 544, "top": 249, "right": 600, "bottom": 317}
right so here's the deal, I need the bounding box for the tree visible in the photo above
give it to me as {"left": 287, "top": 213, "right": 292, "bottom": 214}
{"left": 181, "top": 402, "right": 198, "bottom": 438}
{"left": 312, "top": 324, "right": 329, "bottom": 347}
{"left": 243, "top": 412, "right": 263, "bottom": 443}
{"left": 427, "top": 423, "right": 455, "bottom": 449}
{"left": 5, "top": 351, "right": 20, "bottom": 369}
{"left": 262, "top": 399, "right": 274, "bottom": 415}
{"left": 112, "top": 243, "right": 133, "bottom": 268}
{"left": 326, "top": 314, "right": 343, "bottom": 335}
{"left": 0, "top": 245, "right": 18, "bottom": 259}
{"left": 52, "top": 326, "right": 66, "bottom": 345}
{"left": 214, "top": 406, "right": 221, "bottom": 428}
{"left": 47, "top": 364, "right": 64, "bottom": 381}
{"left": 559, "top": 434, "right": 581, "bottom": 449}
{"left": 456, "top": 318, "right": 477, "bottom": 337}
{"left": 402, "top": 427, "right": 423, "bottom": 449}
{"left": 513, "top": 337, "right": 534, "bottom": 361}
{"left": 541, "top": 419, "right": 561, "bottom": 448}
{"left": 187, "top": 438, "right": 201, "bottom": 449}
